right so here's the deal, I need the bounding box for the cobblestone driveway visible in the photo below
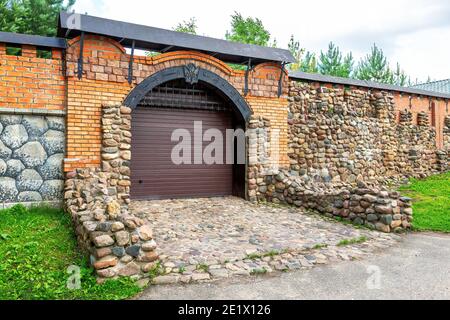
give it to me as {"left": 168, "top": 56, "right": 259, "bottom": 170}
{"left": 131, "top": 197, "right": 401, "bottom": 285}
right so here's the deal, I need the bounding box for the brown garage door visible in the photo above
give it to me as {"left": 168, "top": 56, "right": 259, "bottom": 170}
{"left": 131, "top": 107, "right": 234, "bottom": 200}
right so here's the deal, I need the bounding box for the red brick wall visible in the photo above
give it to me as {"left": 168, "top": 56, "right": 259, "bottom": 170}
{"left": 0, "top": 43, "right": 65, "bottom": 110}
{"left": 63, "top": 35, "right": 289, "bottom": 171}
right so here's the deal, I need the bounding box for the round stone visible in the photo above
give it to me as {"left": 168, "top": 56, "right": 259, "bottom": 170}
{"left": 39, "top": 180, "right": 64, "bottom": 201}
{"left": 1, "top": 124, "right": 28, "bottom": 149}
{"left": 22, "top": 116, "right": 48, "bottom": 138}
{"left": 17, "top": 191, "right": 43, "bottom": 202}
{"left": 5, "top": 159, "right": 25, "bottom": 177}
{"left": 0, "top": 115, "right": 23, "bottom": 126}
{"left": 40, "top": 130, "right": 65, "bottom": 155}
{"left": 45, "top": 116, "right": 65, "bottom": 131}
{"left": 0, "top": 140, "right": 12, "bottom": 159}
{"left": 0, "top": 159, "right": 6, "bottom": 175}
{"left": 14, "top": 142, "right": 47, "bottom": 168}
{"left": 0, "top": 177, "right": 19, "bottom": 201}
{"left": 38, "top": 153, "right": 63, "bottom": 180}
{"left": 17, "top": 169, "right": 43, "bottom": 191}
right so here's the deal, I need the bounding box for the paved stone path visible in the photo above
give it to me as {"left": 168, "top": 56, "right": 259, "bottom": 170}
{"left": 131, "top": 197, "right": 401, "bottom": 285}
{"left": 137, "top": 233, "right": 449, "bottom": 300}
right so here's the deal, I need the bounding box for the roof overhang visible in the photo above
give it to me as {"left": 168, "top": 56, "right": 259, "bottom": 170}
{"left": 289, "top": 71, "right": 450, "bottom": 100}
{"left": 0, "top": 31, "right": 67, "bottom": 49}
{"left": 58, "top": 11, "right": 295, "bottom": 65}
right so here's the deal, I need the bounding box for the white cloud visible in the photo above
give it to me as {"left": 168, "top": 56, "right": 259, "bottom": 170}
{"left": 72, "top": 0, "right": 450, "bottom": 81}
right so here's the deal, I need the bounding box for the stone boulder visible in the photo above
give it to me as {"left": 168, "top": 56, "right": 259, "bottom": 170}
{"left": 5, "top": 159, "right": 25, "bottom": 177}
{"left": 14, "top": 142, "right": 47, "bottom": 168}
{"left": 0, "top": 177, "right": 19, "bottom": 201}
{"left": 46, "top": 116, "right": 65, "bottom": 131}
{"left": 0, "top": 140, "right": 12, "bottom": 159}
{"left": 38, "top": 153, "right": 64, "bottom": 180}
{"left": 39, "top": 180, "right": 64, "bottom": 201}
{"left": 0, "top": 159, "right": 6, "bottom": 175}
{"left": 40, "top": 130, "right": 65, "bottom": 155}
{"left": 22, "top": 116, "right": 48, "bottom": 138}
{"left": 17, "top": 169, "right": 43, "bottom": 192}
{"left": 0, "top": 115, "right": 22, "bottom": 125}
{"left": 1, "top": 124, "right": 28, "bottom": 149}
{"left": 18, "top": 191, "right": 43, "bottom": 202}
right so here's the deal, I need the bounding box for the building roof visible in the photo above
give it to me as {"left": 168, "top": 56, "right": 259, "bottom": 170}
{"left": 289, "top": 71, "right": 450, "bottom": 100}
{"left": 57, "top": 12, "right": 295, "bottom": 65}
{"left": 0, "top": 31, "right": 67, "bottom": 49}
{"left": 410, "top": 79, "right": 450, "bottom": 95}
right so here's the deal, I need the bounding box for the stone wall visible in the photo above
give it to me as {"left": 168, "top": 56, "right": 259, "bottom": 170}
{"left": 287, "top": 81, "right": 447, "bottom": 184}
{"left": 0, "top": 114, "right": 65, "bottom": 204}
{"left": 247, "top": 80, "right": 449, "bottom": 233}
{"left": 64, "top": 104, "right": 158, "bottom": 280}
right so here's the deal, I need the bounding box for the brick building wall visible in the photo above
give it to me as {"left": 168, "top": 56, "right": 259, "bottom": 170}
{"left": 63, "top": 35, "right": 290, "bottom": 171}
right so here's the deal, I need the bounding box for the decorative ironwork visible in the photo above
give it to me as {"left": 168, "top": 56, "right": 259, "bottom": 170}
{"left": 277, "top": 62, "right": 286, "bottom": 98}
{"left": 77, "top": 31, "right": 85, "bottom": 80}
{"left": 124, "top": 65, "right": 252, "bottom": 121}
{"left": 139, "top": 79, "right": 228, "bottom": 112}
{"left": 184, "top": 63, "right": 200, "bottom": 85}
{"left": 128, "top": 40, "right": 135, "bottom": 84}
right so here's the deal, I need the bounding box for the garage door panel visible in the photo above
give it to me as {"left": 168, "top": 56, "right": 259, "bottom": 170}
{"left": 131, "top": 107, "right": 234, "bottom": 200}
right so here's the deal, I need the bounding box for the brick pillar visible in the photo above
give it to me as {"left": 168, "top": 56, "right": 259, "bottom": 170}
{"left": 22, "top": 45, "right": 36, "bottom": 58}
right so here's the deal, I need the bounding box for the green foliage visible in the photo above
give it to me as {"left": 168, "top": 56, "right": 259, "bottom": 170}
{"left": 318, "top": 42, "right": 354, "bottom": 77}
{"left": 312, "top": 243, "right": 328, "bottom": 250}
{"left": 337, "top": 236, "right": 368, "bottom": 246}
{"left": 0, "top": 205, "right": 140, "bottom": 300}
{"left": 399, "top": 172, "right": 450, "bottom": 233}
{"left": 354, "top": 44, "right": 395, "bottom": 84}
{"left": 174, "top": 17, "right": 197, "bottom": 35}
{"left": 287, "top": 35, "right": 318, "bottom": 73}
{"left": 225, "top": 11, "right": 271, "bottom": 46}
{"left": 196, "top": 263, "right": 209, "bottom": 273}
{"left": 0, "top": 0, "right": 75, "bottom": 36}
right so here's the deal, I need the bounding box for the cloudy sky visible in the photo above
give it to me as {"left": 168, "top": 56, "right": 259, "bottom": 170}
{"left": 72, "top": 0, "right": 450, "bottom": 82}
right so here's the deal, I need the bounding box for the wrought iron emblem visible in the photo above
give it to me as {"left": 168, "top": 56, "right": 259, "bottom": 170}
{"left": 184, "top": 63, "right": 200, "bottom": 85}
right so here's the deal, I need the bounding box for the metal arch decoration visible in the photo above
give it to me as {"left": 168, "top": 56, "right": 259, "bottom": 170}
{"left": 184, "top": 63, "right": 200, "bottom": 85}
{"left": 123, "top": 65, "right": 253, "bottom": 122}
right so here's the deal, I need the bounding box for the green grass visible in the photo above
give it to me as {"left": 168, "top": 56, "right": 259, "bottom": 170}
{"left": 0, "top": 205, "right": 141, "bottom": 300}
{"left": 337, "top": 236, "right": 368, "bottom": 247}
{"left": 398, "top": 172, "right": 450, "bottom": 233}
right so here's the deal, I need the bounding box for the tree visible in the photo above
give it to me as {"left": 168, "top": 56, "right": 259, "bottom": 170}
{"left": 0, "top": 0, "right": 75, "bottom": 36}
{"left": 287, "top": 35, "right": 318, "bottom": 73}
{"left": 393, "top": 63, "right": 409, "bottom": 86}
{"left": 225, "top": 12, "right": 270, "bottom": 46}
{"left": 318, "top": 42, "right": 353, "bottom": 77}
{"left": 174, "top": 17, "right": 197, "bottom": 35}
{"left": 354, "top": 44, "right": 395, "bottom": 84}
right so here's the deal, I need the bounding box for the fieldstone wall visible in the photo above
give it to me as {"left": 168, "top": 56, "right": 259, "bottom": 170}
{"left": 444, "top": 116, "right": 450, "bottom": 151}
{"left": 287, "top": 82, "right": 447, "bottom": 183}
{"left": 64, "top": 104, "right": 158, "bottom": 280}
{"left": 0, "top": 114, "right": 65, "bottom": 204}
{"left": 247, "top": 81, "right": 449, "bottom": 233}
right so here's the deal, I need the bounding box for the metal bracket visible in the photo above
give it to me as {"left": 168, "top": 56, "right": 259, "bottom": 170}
{"left": 277, "top": 62, "right": 286, "bottom": 98}
{"left": 244, "top": 59, "right": 252, "bottom": 96}
{"left": 128, "top": 40, "right": 135, "bottom": 85}
{"left": 77, "top": 32, "right": 85, "bottom": 80}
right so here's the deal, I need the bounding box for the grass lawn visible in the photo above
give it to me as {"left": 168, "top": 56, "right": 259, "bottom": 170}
{"left": 0, "top": 205, "right": 141, "bottom": 300}
{"left": 399, "top": 172, "right": 450, "bottom": 233}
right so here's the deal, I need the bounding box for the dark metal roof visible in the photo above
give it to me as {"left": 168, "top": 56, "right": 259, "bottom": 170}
{"left": 58, "top": 12, "right": 295, "bottom": 65}
{"left": 289, "top": 71, "right": 450, "bottom": 100}
{"left": 0, "top": 31, "right": 67, "bottom": 48}
{"left": 410, "top": 79, "right": 450, "bottom": 95}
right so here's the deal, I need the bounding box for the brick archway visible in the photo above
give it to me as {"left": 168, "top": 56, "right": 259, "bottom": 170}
{"left": 123, "top": 64, "right": 253, "bottom": 122}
